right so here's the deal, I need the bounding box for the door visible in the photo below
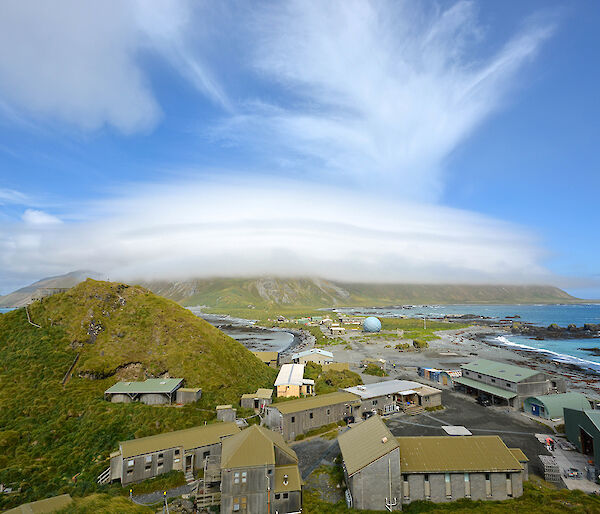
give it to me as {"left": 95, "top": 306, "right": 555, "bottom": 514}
{"left": 442, "top": 375, "right": 448, "bottom": 386}
{"left": 532, "top": 404, "right": 539, "bottom": 416}
{"left": 185, "top": 454, "right": 193, "bottom": 473}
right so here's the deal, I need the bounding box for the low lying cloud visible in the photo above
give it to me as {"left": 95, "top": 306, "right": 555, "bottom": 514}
{"left": 0, "top": 178, "right": 551, "bottom": 287}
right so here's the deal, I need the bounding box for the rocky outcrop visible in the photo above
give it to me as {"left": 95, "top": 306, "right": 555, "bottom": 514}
{"left": 511, "top": 322, "right": 600, "bottom": 339}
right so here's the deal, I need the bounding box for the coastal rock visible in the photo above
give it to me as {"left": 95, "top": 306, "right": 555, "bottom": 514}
{"left": 511, "top": 322, "right": 600, "bottom": 339}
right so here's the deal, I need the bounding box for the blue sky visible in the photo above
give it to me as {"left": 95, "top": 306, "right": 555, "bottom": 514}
{"left": 0, "top": 0, "right": 598, "bottom": 297}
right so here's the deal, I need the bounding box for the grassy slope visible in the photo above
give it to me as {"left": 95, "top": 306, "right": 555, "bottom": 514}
{"left": 0, "top": 280, "right": 276, "bottom": 510}
{"left": 143, "top": 278, "right": 580, "bottom": 311}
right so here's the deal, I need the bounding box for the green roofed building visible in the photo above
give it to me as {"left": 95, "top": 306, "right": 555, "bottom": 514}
{"left": 564, "top": 408, "right": 600, "bottom": 471}
{"left": 103, "top": 422, "right": 239, "bottom": 486}
{"left": 265, "top": 391, "right": 360, "bottom": 441}
{"left": 338, "top": 416, "right": 528, "bottom": 510}
{"left": 455, "top": 359, "right": 565, "bottom": 409}
{"left": 104, "top": 377, "right": 201, "bottom": 405}
{"left": 220, "top": 425, "right": 302, "bottom": 514}
{"left": 524, "top": 393, "right": 592, "bottom": 420}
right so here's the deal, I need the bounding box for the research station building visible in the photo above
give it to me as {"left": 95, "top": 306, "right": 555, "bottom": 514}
{"left": 220, "top": 425, "right": 302, "bottom": 514}
{"left": 339, "top": 416, "right": 528, "bottom": 511}
{"left": 104, "top": 378, "right": 200, "bottom": 405}
{"left": 104, "top": 422, "right": 239, "bottom": 486}
{"left": 454, "top": 359, "right": 565, "bottom": 409}
{"left": 265, "top": 391, "right": 360, "bottom": 441}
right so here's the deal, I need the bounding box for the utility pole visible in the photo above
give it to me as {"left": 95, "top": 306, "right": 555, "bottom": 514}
{"left": 423, "top": 317, "right": 427, "bottom": 330}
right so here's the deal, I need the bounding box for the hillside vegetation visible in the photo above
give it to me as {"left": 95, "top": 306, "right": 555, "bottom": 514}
{"left": 0, "top": 280, "right": 275, "bottom": 510}
{"left": 143, "top": 277, "right": 580, "bottom": 311}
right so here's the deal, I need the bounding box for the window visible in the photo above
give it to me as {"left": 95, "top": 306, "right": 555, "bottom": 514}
{"left": 145, "top": 455, "right": 152, "bottom": 471}
{"left": 233, "top": 497, "right": 240, "bottom": 511}
{"left": 373, "top": 400, "right": 378, "bottom": 406}
{"left": 174, "top": 449, "right": 180, "bottom": 456}
{"left": 485, "top": 473, "right": 492, "bottom": 497}
{"left": 291, "top": 416, "right": 295, "bottom": 423}
{"left": 477, "top": 374, "right": 482, "bottom": 379}
{"left": 127, "top": 460, "right": 134, "bottom": 467}
{"left": 158, "top": 453, "right": 163, "bottom": 459}
{"left": 275, "top": 493, "right": 281, "bottom": 500}
{"left": 234, "top": 472, "right": 240, "bottom": 484}
{"left": 145, "top": 455, "right": 152, "bottom": 463}
{"left": 491, "top": 378, "right": 496, "bottom": 383}
{"left": 424, "top": 474, "right": 430, "bottom": 500}
{"left": 241, "top": 471, "right": 247, "bottom": 484}
{"left": 464, "top": 371, "right": 469, "bottom": 375}
{"left": 203, "top": 451, "right": 210, "bottom": 459}
{"left": 174, "top": 458, "right": 180, "bottom": 463}
{"left": 241, "top": 497, "right": 247, "bottom": 510}
{"left": 309, "top": 412, "right": 314, "bottom": 419}
{"left": 327, "top": 409, "right": 331, "bottom": 415}
{"left": 464, "top": 473, "right": 471, "bottom": 498}
{"left": 445, "top": 473, "right": 451, "bottom": 498}
{"left": 283, "top": 493, "right": 289, "bottom": 499}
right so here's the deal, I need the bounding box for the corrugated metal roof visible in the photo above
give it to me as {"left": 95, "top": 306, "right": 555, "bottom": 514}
{"left": 577, "top": 410, "right": 600, "bottom": 432}
{"left": 524, "top": 393, "right": 590, "bottom": 419}
{"left": 509, "top": 448, "right": 529, "bottom": 463}
{"left": 270, "top": 391, "right": 360, "bottom": 414}
{"left": 274, "top": 364, "right": 305, "bottom": 386}
{"left": 397, "top": 436, "right": 523, "bottom": 473}
{"left": 220, "top": 425, "right": 297, "bottom": 469}
{"left": 274, "top": 464, "right": 303, "bottom": 492}
{"left": 241, "top": 388, "right": 273, "bottom": 400}
{"left": 120, "top": 422, "right": 239, "bottom": 458}
{"left": 4, "top": 494, "right": 72, "bottom": 513}
{"left": 338, "top": 416, "right": 399, "bottom": 476}
{"left": 105, "top": 378, "right": 183, "bottom": 395}
{"left": 252, "top": 351, "right": 279, "bottom": 361}
{"left": 453, "top": 376, "right": 517, "bottom": 399}
{"left": 344, "top": 380, "right": 438, "bottom": 399}
{"left": 461, "top": 359, "right": 538, "bottom": 383}
{"left": 291, "top": 348, "right": 334, "bottom": 360}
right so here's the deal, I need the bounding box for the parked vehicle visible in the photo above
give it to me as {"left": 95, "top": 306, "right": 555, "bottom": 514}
{"left": 343, "top": 415, "right": 355, "bottom": 424}
{"left": 362, "top": 411, "right": 374, "bottom": 419}
{"left": 476, "top": 396, "right": 491, "bottom": 407}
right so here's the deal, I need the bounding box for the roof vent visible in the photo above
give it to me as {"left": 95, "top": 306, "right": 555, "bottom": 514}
{"left": 382, "top": 437, "right": 388, "bottom": 444}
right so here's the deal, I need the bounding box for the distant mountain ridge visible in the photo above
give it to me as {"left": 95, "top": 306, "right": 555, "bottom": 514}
{"left": 139, "top": 277, "right": 580, "bottom": 308}
{"left": 0, "top": 270, "right": 105, "bottom": 308}
{"left": 1, "top": 273, "right": 582, "bottom": 309}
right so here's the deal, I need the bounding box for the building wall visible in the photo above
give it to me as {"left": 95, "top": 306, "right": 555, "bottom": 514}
{"left": 347, "top": 448, "right": 402, "bottom": 511}
{"left": 139, "top": 393, "right": 170, "bottom": 405}
{"left": 419, "top": 392, "right": 442, "bottom": 408}
{"left": 355, "top": 396, "right": 397, "bottom": 416}
{"left": 271, "top": 490, "right": 302, "bottom": 513}
{"left": 189, "top": 442, "right": 222, "bottom": 472}
{"left": 118, "top": 447, "right": 181, "bottom": 485}
{"left": 217, "top": 409, "right": 236, "bottom": 422}
{"left": 221, "top": 465, "right": 269, "bottom": 514}
{"left": 266, "top": 401, "right": 353, "bottom": 441}
{"left": 297, "top": 355, "right": 333, "bottom": 365}
{"left": 276, "top": 384, "right": 312, "bottom": 398}
{"left": 241, "top": 397, "right": 272, "bottom": 410}
{"left": 565, "top": 408, "right": 600, "bottom": 470}
{"left": 402, "top": 471, "right": 522, "bottom": 504}
{"left": 176, "top": 389, "right": 201, "bottom": 404}
{"left": 109, "top": 394, "right": 133, "bottom": 403}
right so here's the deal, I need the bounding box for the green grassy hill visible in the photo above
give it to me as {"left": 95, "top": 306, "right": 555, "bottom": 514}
{"left": 0, "top": 280, "right": 276, "bottom": 510}
{"left": 142, "top": 277, "right": 580, "bottom": 312}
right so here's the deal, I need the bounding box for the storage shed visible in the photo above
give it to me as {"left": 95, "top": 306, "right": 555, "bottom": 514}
{"left": 241, "top": 388, "right": 273, "bottom": 411}
{"left": 104, "top": 378, "right": 184, "bottom": 404}
{"left": 564, "top": 408, "right": 600, "bottom": 471}
{"left": 524, "top": 393, "right": 591, "bottom": 420}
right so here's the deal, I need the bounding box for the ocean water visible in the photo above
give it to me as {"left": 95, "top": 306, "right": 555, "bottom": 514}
{"left": 337, "top": 304, "right": 600, "bottom": 371}
{"left": 0, "top": 308, "right": 14, "bottom": 314}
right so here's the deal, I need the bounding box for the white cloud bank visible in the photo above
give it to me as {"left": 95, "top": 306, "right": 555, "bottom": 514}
{"left": 0, "top": 2, "right": 560, "bottom": 288}
{"left": 0, "top": 179, "right": 551, "bottom": 285}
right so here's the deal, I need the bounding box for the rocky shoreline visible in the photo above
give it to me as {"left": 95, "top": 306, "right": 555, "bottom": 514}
{"left": 510, "top": 322, "right": 600, "bottom": 340}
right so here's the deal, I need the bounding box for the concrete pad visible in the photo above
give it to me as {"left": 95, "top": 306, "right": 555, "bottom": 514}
{"left": 442, "top": 425, "right": 472, "bottom": 436}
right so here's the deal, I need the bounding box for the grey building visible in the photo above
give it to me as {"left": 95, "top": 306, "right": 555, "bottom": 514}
{"left": 106, "top": 422, "right": 239, "bottom": 486}
{"left": 454, "top": 359, "right": 566, "bottom": 409}
{"left": 220, "top": 425, "right": 302, "bottom": 514}
{"left": 339, "top": 416, "right": 528, "bottom": 509}
{"left": 564, "top": 408, "right": 600, "bottom": 471}
{"left": 338, "top": 415, "right": 402, "bottom": 511}
{"left": 104, "top": 378, "right": 193, "bottom": 405}
{"left": 241, "top": 388, "right": 274, "bottom": 411}
{"left": 176, "top": 387, "right": 202, "bottom": 404}
{"left": 344, "top": 380, "right": 442, "bottom": 417}
{"left": 291, "top": 348, "right": 334, "bottom": 365}
{"left": 265, "top": 391, "right": 361, "bottom": 441}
